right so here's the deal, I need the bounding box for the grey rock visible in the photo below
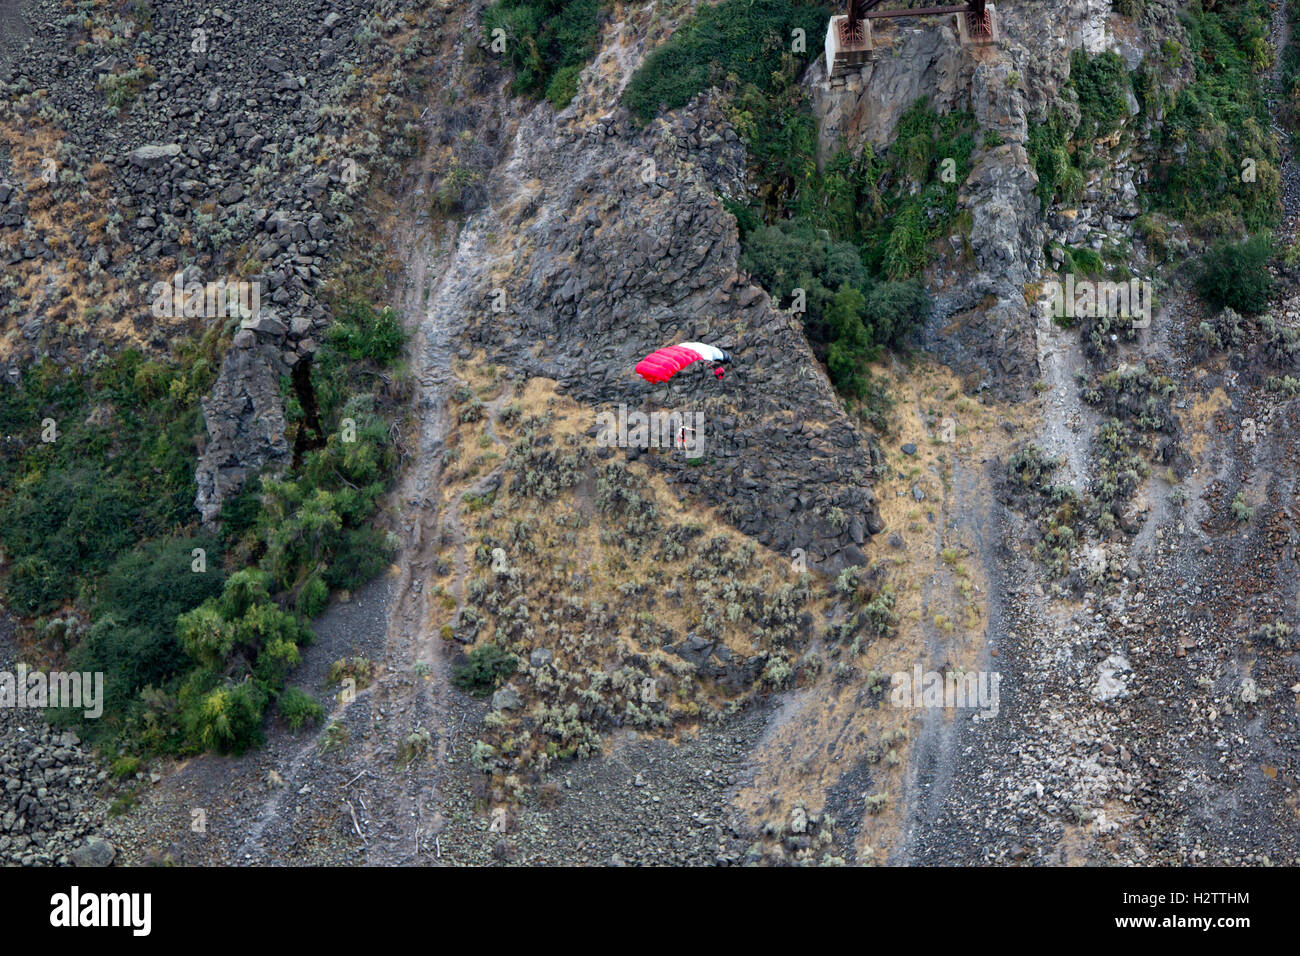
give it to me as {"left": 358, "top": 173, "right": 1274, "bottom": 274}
{"left": 70, "top": 836, "right": 115, "bottom": 867}
{"left": 491, "top": 685, "right": 522, "bottom": 711}
{"left": 128, "top": 144, "right": 182, "bottom": 168}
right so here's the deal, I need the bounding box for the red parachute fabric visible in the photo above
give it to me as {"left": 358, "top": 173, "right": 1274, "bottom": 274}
{"left": 635, "top": 345, "right": 707, "bottom": 384}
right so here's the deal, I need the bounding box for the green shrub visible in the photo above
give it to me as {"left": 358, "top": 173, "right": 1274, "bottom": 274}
{"left": 109, "top": 756, "right": 140, "bottom": 780}
{"left": 177, "top": 570, "right": 310, "bottom": 688}
{"left": 217, "top": 476, "right": 265, "bottom": 545}
{"left": 452, "top": 644, "right": 518, "bottom": 696}
{"left": 278, "top": 686, "right": 325, "bottom": 733}
{"left": 826, "top": 285, "right": 875, "bottom": 397}
{"left": 1196, "top": 235, "right": 1274, "bottom": 314}
{"left": 1266, "top": 375, "right": 1300, "bottom": 396}
{"left": 322, "top": 527, "right": 394, "bottom": 592}
{"left": 881, "top": 199, "right": 928, "bottom": 280}
{"left": 1027, "top": 109, "right": 1083, "bottom": 210}
{"left": 180, "top": 679, "right": 267, "bottom": 755}
{"left": 170, "top": 568, "right": 314, "bottom": 754}
{"left": 96, "top": 536, "right": 224, "bottom": 632}
{"left": 215, "top": 568, "right": 275, "bottom": 621}
{"left": 7, "top": 556, "right": 61, "bottom": 616}
{"left": 325, "top": 299, "right": 405, "bottom": 363}
{"left": 1062, "top": 245, "right": 1106, "bottom": 277}
{"left": 545, "top": 63, "right": 582, "bottom": 110}
{"left": 175, "top": 605, "right": 237, "bottom": 671}
{"left": 743, "top": 217, "right": 862, "bottom": 313}
{"left": 98, "top": 64, "right": 156, "bottom": 109}
{"left": 864, "top": 280, "right": 929, "bottom": 347}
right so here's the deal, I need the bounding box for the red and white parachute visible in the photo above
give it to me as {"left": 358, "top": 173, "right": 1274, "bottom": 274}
{"left": 635, "top": 342, "right": 732, "bottom": 383}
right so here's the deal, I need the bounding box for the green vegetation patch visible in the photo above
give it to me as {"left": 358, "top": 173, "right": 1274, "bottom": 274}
{"left": 484, "top": 0, "right": 607, "bottom": 110}
{"left": 3, "top": 282, "right": 408, "bottom": 757}
{"left": 1195, "top": 234, "right": 1275, "bottom": 314}
{"left": 0, "top": 347, "right": 215, "bottom": 617}
{"left": 623, "top": 0, "right": 830, "bottom": 124}
{"left": 1138, "top": 0, "right": 1279, "bottom": 234}
{"left": 452, "top": 643, "right": 518, "bottom": 696}
{"left": 732, "top": 80, "right": 970, "bottom": 405}
{"left": 1027, "top": 50, "right": 1131, "bottom": 212}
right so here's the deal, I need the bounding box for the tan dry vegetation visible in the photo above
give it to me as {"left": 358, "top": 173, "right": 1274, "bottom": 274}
{"left": 0, "top": 108, "right": 131, "bottom": 360}
{"left": 735, "top": 360, "right": 1021, "bottom": 863}
{"left": 1174, "top": 382, "right": 1231, "bottom": 460}
{"left": 429, "top": 357, "right": 878, "bottom": 798}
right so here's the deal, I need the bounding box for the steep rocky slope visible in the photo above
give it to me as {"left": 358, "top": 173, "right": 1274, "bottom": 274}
{"left": 1, "top": 0, "right": 1298, "bottom": 868}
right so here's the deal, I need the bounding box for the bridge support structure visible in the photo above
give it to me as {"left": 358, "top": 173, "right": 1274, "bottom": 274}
{"left": 825, "top": 15, "right": 873, "bottom": 78}
{"left": 825, "top": 0, "right": 999, "bottom": 78}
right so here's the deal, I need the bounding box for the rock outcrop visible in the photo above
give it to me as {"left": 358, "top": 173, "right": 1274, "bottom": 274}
{"left": 194, "top": 333, "right": 292, "bottom": 524}
{"left": 447, "top": 91, "right": 883, "bottom": 567}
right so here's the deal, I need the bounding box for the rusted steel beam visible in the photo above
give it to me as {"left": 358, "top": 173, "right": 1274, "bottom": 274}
{"left": 861, "top": 5, "right": 970, "bottom": 17}
{"left": 847, "top": 0, "right": 987, "bottom": 20}
{"left": 846, "top": 0, "right": 886, "bottom": 22}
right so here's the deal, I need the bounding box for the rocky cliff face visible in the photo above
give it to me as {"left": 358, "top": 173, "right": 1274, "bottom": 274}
{"left": 451, "top": 88, "right": 883, "bottom": 567}
{"left": 799, "top": 1, "right": 1174, "bottom": 400}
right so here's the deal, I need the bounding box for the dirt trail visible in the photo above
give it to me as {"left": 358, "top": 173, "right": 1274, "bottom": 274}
{"left": 1033, "top": 298, "right": 1095, "bottom": 491}
{"left": 342, "top": 67, "right": 519, "bottom": 856}
{"left": 893, "top": 447, "right": 1010, "bottom": 863}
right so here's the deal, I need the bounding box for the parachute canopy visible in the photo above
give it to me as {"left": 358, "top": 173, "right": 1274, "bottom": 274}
{"left": 635, "top": 342, "right": 731, "bottom": 383}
